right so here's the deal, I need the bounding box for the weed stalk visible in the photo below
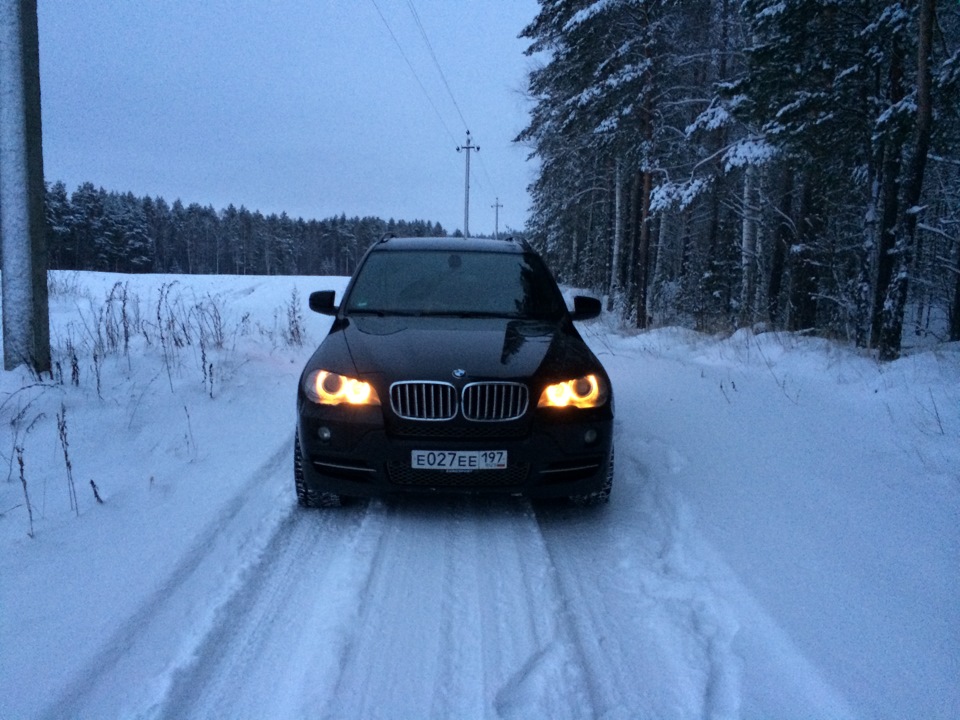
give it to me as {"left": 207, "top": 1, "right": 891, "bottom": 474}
{"left": 57, "top": 403, "right": 79, "bottom": 517}
{"left": 17, "top": 447, "right": 34, "bottom": 538}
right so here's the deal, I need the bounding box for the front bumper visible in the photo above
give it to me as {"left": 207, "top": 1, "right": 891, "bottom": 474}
{"left": 296, "top": 402, "right": 613, "bottom": 498}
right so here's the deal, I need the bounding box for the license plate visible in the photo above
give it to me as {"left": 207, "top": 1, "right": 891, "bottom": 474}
{"left": 411, "top": 450, "right": 507, "bottom": 471}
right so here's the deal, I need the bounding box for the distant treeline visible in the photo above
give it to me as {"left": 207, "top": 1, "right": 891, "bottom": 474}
{"left": 43, "top": 180, "right": 447, "bottom": 277}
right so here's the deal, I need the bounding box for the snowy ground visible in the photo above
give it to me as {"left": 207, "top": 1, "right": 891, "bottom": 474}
{"left": 1, "top": 271, "right": 958, "bottom": 720}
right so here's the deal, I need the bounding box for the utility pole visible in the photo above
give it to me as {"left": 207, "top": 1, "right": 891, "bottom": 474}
{"left": 491, "top": 198, "right": 503, "bottom": 240}
{"left": 456, "top": 130, "right": 478, "bottom": 237}
{"left": 0, "top": 0, "right": 51, "bottom": 373}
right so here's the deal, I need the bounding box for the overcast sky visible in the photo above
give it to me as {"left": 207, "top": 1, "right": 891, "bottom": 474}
{"left": 37, "top": 0, "right": 541, "bottom": 236}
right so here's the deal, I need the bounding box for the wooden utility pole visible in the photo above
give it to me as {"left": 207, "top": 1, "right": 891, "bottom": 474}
{"left": 457, "top": 130, "right": 478, "bottom": 237}
{"left": 491, "top": 197, "right": 502, "bottom": 239}
{"left": 0, "top": 0, "right": 50, "bottom": 372}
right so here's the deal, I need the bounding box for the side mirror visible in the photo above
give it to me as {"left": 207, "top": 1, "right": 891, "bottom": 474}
{"left": 570, "top": 295, "right": 601, "bottom": 321}
{"left": 309, "top": 290, "right": 338, "bottom": 316}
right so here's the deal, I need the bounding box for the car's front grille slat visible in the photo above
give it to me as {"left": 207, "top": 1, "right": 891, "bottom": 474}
{"left": 391, "top": 381, "right": 457, "bottom": 421}
{"left": 462, "top": 382, "right": 528, "bottom": 422}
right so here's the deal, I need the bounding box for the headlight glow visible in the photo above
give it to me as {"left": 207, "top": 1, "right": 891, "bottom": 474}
{"left": 305, "top": 370, "right": 380, "bottom": 406}
{"left": 538, "top": 374, "right": 608, "bottom": 408}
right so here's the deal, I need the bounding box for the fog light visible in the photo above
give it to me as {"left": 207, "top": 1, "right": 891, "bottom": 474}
{"left": 318, "top": 426, "right": 332, "bottom": 442}
{"left": 584, "top": 428, "right": 598, "bottom": 444}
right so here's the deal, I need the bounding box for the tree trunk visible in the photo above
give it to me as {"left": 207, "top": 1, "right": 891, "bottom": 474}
{"left": 950, "top": 254, "right": 960, "bottom": 341}
{"left": 789, "top": 174, "right": 820, "bottom": 332}
{"left": 624, "top": 168, "right": 640, "bottom": 312}
{"left": 738, "top": 164, "right": 759, "bottom": 327}
{"left": 870, "top": 31, "right": 906, "bottom": 347}
{"left": 878, "top": 0, "right": 936, "bottom": 361}
{"left": 855, "top": 148, "right": 882, "bottom": 347}
{"left": 649, "top": 209, "right": 669, "bottom": 321}
{"left": 768, "top": 169, "right": 793, "bottom": 327}
{"left": 607, "top": 159, "right": 623, "bottom": 311}
{"left": 634, "top": 170, "right": 652, "bottom": 329}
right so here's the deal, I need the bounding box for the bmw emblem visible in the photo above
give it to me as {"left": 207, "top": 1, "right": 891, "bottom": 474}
{"left": 452, "top": 368, "right": 466, "bottom": 379}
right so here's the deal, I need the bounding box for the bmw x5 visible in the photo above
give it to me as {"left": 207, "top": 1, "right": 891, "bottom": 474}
{"left": 295, "top": 235, "right": 614, "bottom": 507}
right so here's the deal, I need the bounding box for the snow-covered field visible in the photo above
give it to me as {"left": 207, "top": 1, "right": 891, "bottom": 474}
{"left": 1, "top": 271, "right": 958, "bottom": 720}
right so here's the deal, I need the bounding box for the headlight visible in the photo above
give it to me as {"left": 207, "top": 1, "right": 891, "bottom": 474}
{"left": 537, "top": 374, "right": 608, "bottom": 409}
{"left": 304, "top": 370, "right": 380, "bottom": 406}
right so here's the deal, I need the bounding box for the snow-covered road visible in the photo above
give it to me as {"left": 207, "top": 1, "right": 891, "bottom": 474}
{"left": 2, "top": 273, "right": 957, "bottom": 719}
{"left": 42, "top": 440, "right": 750, "bottom": 718}
{"left": 150, "top": 480, "right": 748, "bottom": 719}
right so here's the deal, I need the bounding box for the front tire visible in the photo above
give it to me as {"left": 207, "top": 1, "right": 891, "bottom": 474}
{"left": 295, "top": 434, "right": 341, "bottom": 508}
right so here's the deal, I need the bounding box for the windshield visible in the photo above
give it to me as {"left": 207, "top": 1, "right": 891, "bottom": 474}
{"left": 344, "top": 250, "right": 566, "bottom": 319}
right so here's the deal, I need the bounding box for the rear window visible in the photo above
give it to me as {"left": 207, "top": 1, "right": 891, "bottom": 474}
{"left": 344, "top": 250, "right": 565, "bottom": 319}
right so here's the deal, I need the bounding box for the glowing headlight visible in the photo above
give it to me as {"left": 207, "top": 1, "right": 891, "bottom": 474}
{"left": 537, "top": 374, "right": 608, "bottom": 408}
{"left": 304, "top": 370, "right": 380, "bottom": 406}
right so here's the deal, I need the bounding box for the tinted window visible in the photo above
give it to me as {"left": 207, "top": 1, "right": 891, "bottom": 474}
{"left": 345, "top": 250, "right": 565, "bottom": 319}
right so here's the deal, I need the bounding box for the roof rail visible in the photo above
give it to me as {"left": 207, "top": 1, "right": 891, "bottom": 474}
{"left": 379, "top": 232, "right": 397, "bottom": 243}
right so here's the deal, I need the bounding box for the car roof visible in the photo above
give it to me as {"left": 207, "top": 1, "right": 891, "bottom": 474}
{"left": 371, "top": 235, "right": 527, "bottom": 254}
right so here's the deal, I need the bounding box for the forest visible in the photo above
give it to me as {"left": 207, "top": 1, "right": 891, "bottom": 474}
{"left": 517, "top": 0, "right": 960, "bottom": 359}
{"left": 42, "top": 180, "right": 446, "bottom": 279}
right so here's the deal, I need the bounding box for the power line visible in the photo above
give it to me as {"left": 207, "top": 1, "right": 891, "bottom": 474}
{"left": 371, "top": 0, "right": 504, "bottom": 229}
{"left": 367, "top": 0, "right": 458, "bottom": 146}
{"left": 404, "top": 1, "right": 500, "bottom": 203}
{"left": 404, "top": 0, "right": 469, "bottom": 131}
{"left": 473, "top": 142, "right": 500, "bottom": 197}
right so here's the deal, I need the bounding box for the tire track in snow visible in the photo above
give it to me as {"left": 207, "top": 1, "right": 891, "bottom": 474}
{"left": 315, "top": 499, "right": 455, "bottom": 719}
{"left": 487, "top": 505, "right": 596, "bottom": 720}
{"left": 429, "top": 499, "right": 487, "bottom": 716}
{"left": 148, "top": 509, "right": 313, "bottom": 718}
{"left": 152, "top": 500, "right": 389, "bottom": 719}
{"left": 431, "top": 498, "right": 596, "bottom": 720}
{"left": 308, "top": 496, "right": 597, "bottom": 719}
{"left": 533, "top": 439, "right": 743, "bottom": 720}
{"left": 624, "top": 440, "right": 857, "bottom": 720}
{"left": 37, "top": 439, "right": 296, "bottom": 720}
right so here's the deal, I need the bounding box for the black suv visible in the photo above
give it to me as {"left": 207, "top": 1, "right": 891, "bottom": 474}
{"left": 295, "top": 236, "right": 614, "bottom": 507}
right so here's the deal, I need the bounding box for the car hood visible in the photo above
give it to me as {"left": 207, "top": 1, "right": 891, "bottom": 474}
{"left": 333, "top": 315, "right": 597, "bottom": 383}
